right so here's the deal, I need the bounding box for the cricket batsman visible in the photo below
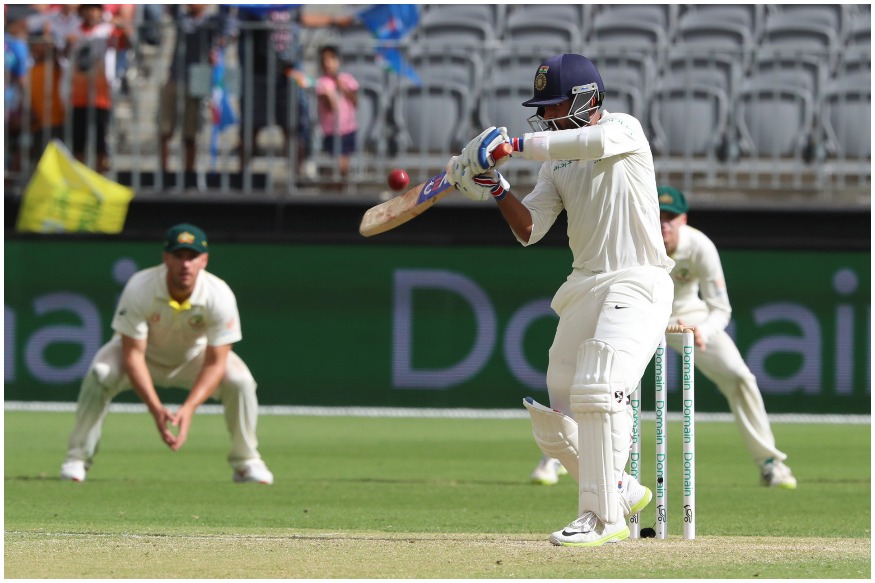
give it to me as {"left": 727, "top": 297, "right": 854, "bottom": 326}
{"left": 446, "top": 53, "right": 674, "bottom": 546}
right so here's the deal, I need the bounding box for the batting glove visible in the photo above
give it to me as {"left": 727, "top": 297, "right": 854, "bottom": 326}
{"left": 460, "top": 126, "right": 511, "bottom": 174}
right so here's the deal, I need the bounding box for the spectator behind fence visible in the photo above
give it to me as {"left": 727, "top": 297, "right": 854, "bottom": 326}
{"left": 315, "top": 45, "right": 358, "bottom": 186}
{"left": 68, "top": 4, "right": 132, "bottom": 174}
{"left": 28, "top": 4, "right": 81, "bottom": 55}
{"left": 5, "top": 5, "right": 35, "bottom": 173}
{"left": 160, "top": 5, "right": 233, "bottom": 172}
{"left": 104, "top": 4, "right": 135, "bottom": 93}
{"left": 230, "top": 5, "right": 351, "bottom": 180}
{"left": 29, "top": 36, "right": 67, "bottom": 159}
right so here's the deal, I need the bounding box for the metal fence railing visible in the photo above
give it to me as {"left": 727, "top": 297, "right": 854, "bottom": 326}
{"left": 5, "top": 8, "right": 870, "bottom": 208}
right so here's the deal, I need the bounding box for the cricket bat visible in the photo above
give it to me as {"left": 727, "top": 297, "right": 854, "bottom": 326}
{"left": 358, "top": 143, "right": 513, "bottom": 237}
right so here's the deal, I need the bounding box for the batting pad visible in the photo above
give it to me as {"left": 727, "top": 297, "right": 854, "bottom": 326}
{"left": 523, "top": 397, "right": 580, "bottom": 481}
{"left": 570, "top": 339, "right": 630, "bottom": 524}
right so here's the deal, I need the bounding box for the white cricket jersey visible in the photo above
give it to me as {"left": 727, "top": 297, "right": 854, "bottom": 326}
{"left": 669, "top": 224, "right": 732, "bottom": 344}
{"left": 111, "top": 264, "right": 243, "bottom": 368}
{"left": 518, "top": 111, "right": 674, "bottom": 275}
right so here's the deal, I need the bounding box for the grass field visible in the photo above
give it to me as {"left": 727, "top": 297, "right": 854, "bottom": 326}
{"left": 4, "top": 410, "right": 871, "bottom": 578}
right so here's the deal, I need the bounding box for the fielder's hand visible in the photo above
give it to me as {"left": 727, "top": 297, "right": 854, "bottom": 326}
{"left": 461, "top": 126, "right": 511, "bottom": 174}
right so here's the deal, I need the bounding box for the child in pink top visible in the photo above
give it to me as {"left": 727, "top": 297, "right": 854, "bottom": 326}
{"left": 315, "top": 45, "right": 359, "bottom": 183}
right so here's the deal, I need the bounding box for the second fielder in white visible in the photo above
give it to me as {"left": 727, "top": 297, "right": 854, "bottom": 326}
{"left": 657, "top": 185, "right": 796, "bottom": 489}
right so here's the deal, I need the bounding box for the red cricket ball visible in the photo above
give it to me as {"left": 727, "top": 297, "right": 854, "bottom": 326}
{"left": 387, "top": 168, "right": 410, "bottom": 191}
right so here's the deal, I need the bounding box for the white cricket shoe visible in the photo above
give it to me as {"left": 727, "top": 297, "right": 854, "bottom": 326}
{"left": 530, "top": 456, "right": 565, "bottom": 485}
{"left": 233, "top": 459, "right": 274, "bottom": 484}
{"left": 761, "top": 458, "right": 797, "bottom": 489}
{"left": 620, "top": 472, "right": 653, "bottom": 517}
{"left": 60, "top": 460, "right": 87, "bottom": 482}
{"left": 549, "top": 511, "right": 630, "bottom": 547}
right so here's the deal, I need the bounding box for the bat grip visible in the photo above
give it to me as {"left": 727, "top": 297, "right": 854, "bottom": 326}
{"left": 493, "top": 143, "right": 513, "bottom": 161}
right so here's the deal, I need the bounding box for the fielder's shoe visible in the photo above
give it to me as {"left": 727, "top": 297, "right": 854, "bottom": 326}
{"left": 620, "top": 473, "right": 653, "bottom": 517}
{"left": 531, "top": 456, "right": 565, "bottom": 485}
{"left": 60, "top": 460, "right": 87, "bottom": 482}
{"left": 761, "top": 458, "right": 797, "bottom": 489}
{"left": 549, "top": 511, "right": 630, "bottom": 547}
{"left": 233, "top": 459, "right": 274, "bottom": 484}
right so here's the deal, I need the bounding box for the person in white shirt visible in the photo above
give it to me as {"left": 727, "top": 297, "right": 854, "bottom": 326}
{"left": 60, "top": 223, "right": 274, "bottom": 484}
{"left": 658, "top": 185, "right": 796, "bottom": 489}
{"left": 447, "top": 53, "right": 674, "bottom": 547}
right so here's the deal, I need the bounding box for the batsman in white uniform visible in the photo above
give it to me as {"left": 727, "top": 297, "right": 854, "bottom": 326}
{"left": 447, "top": 54, "right": 674, "bottom": 546}
{"left": 60, "top": 223, "right": 274, "bottom": 484}
{"left": 658, "top": 186, "right": 796, "bottom": 488}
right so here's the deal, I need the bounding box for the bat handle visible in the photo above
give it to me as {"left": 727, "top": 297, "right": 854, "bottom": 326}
{"left": 493, "top": 143, "right": 513, "bottom": 161}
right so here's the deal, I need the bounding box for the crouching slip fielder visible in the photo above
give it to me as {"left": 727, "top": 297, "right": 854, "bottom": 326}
{"left": 447, "top": 54, "right": 674, "bottom": 546}
{"left": 60, "top": 223, "right": 274, "bottom": 484}
{"left": 658, "top": 186, "right": 796, "bottom": 488}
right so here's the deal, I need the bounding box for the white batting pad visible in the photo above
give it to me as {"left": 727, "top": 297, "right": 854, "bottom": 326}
{"left": 570, "top": 339, "right": 630, "bottom": 524}
{"left": 523, "top": 397, "right": 579, "bottom": 481}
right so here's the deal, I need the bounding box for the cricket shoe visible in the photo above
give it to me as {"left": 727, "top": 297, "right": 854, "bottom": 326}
{"left": 620, "top": 472, "right": 653, "bottom": 517}
{"left": 531, "top": 456, "right": 566, "bottom": 485}
{"left": 761, "top": 458, "right": 797, "bottom": 489}
{"left": 233, "top": 459, "right": 274, "bottom": 484}
{"left": 60, "top": 460, "right": 87, "bottom": 482}
{"left": 548, "top": 511, "right": 630, "bottom": 547}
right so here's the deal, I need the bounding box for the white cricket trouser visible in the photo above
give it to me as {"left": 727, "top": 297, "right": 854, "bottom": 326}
{"left": 546, "top": 265, "right": 673, "bottom": 518}
{"left": 64, "top": 335, "right": 263, "bottom": 468}
{"left": 547, "top": 266, "right": 674, "bottom": 414}
{"left": 667, "top": 310, "right": 787, "bottom": 466}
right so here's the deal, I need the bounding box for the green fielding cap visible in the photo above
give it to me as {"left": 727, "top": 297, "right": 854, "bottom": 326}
{"left": 164, "top": 223, "right": 209, "bottom": 254}
{"left": 657, "top": 186, "right": 689, "bottom": 215}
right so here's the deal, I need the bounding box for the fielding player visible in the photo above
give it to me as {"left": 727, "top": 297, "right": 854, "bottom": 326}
{"left": 60, "top": 224, "right": 274, "bottom": 484}
{"left": 658, "top": 185, "right": 797, "bottom": 488}
{"left": 446, "top": 54, "right": 674, "bottom": 546}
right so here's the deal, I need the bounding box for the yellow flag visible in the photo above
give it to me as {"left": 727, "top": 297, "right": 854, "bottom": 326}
{"left": 15, "top": 140, "right": 135, "bottom": 234}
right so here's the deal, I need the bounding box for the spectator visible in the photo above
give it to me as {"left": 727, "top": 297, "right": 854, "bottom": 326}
{"left": 315, "top": 44, "right": 358, "bottom": 186}
{"left": 67, "top": 3, "right": 131, "bottom": 173}
{"left": 103, "top": 4, "right": 135, "bottom": 92}
{"left": 28, "top": 35, "right": 67, "bottom": 159}
{"left": 27, "top": 4, "right": 81, "bottom": 56}
{"left": 4, "top": 5, "right": 35, "bottom": 172}
{"left": 160, "top": 4, "right": 233, "bottom": 172}
{"left": 230, "top": 5, "right": 351, "bottom": 179}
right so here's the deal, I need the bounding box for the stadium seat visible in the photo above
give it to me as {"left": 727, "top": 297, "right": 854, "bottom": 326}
{"left": 588, "top": 10, "right": 669, "bottom": 51}
{"left": 649, "top": 80, "right": 730, "bottom": 159}
{"left": 587, "top": 49, "right": 655, "bottom": 119}
{"left": 672, "top": 11, "right": 754, "bottom": 69}
{"left": 414, "top": 8, "right": 497, "bottom": 47}
{"left": 390, "top": 78, "right": 473, "bottom": 159}
{"left": 503, "top": 5, "right": 585, "bottom": 51}
{"left": 734, "top": 76, "right": 816, "bottom": 160}
{"left": 821, "top": 64, "right": 871, "bottom": 160}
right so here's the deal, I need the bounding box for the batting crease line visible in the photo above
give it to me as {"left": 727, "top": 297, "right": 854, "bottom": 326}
{"left": 3, "top": 401, "right": 869, "bottom": 424}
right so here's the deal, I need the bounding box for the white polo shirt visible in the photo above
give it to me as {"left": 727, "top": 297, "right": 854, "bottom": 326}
{"left": 518, "top": 110, "right": 674, "bottom": 275}
{"left": 111, "top": 264, "right": 242, "bottom": 368}
{"left": 669, "top": 224, "right": 732, "bottom": 344}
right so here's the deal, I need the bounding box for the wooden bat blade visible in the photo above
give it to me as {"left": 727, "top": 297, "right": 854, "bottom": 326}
{"left": 358, "top": 170, "right": 455, "bottom": 237}
{"left": 358, "top": 143, "right": 513, "bottom": 237}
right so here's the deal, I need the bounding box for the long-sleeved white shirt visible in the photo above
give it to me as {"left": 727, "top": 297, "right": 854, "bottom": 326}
{"left": 516, "top": 110, "right": 674, "bottom": 275}
{"left": 669, "top": 224, "right": 732, "bottom": 343}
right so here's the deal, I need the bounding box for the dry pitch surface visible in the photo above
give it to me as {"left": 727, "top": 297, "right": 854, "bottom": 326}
{"left": 5, "top": 530, "right": 870, "bottom": 578}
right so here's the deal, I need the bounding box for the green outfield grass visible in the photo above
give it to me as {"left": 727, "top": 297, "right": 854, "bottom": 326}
{"left": 4, "top": 410, "right": 871, "bottom": 578}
